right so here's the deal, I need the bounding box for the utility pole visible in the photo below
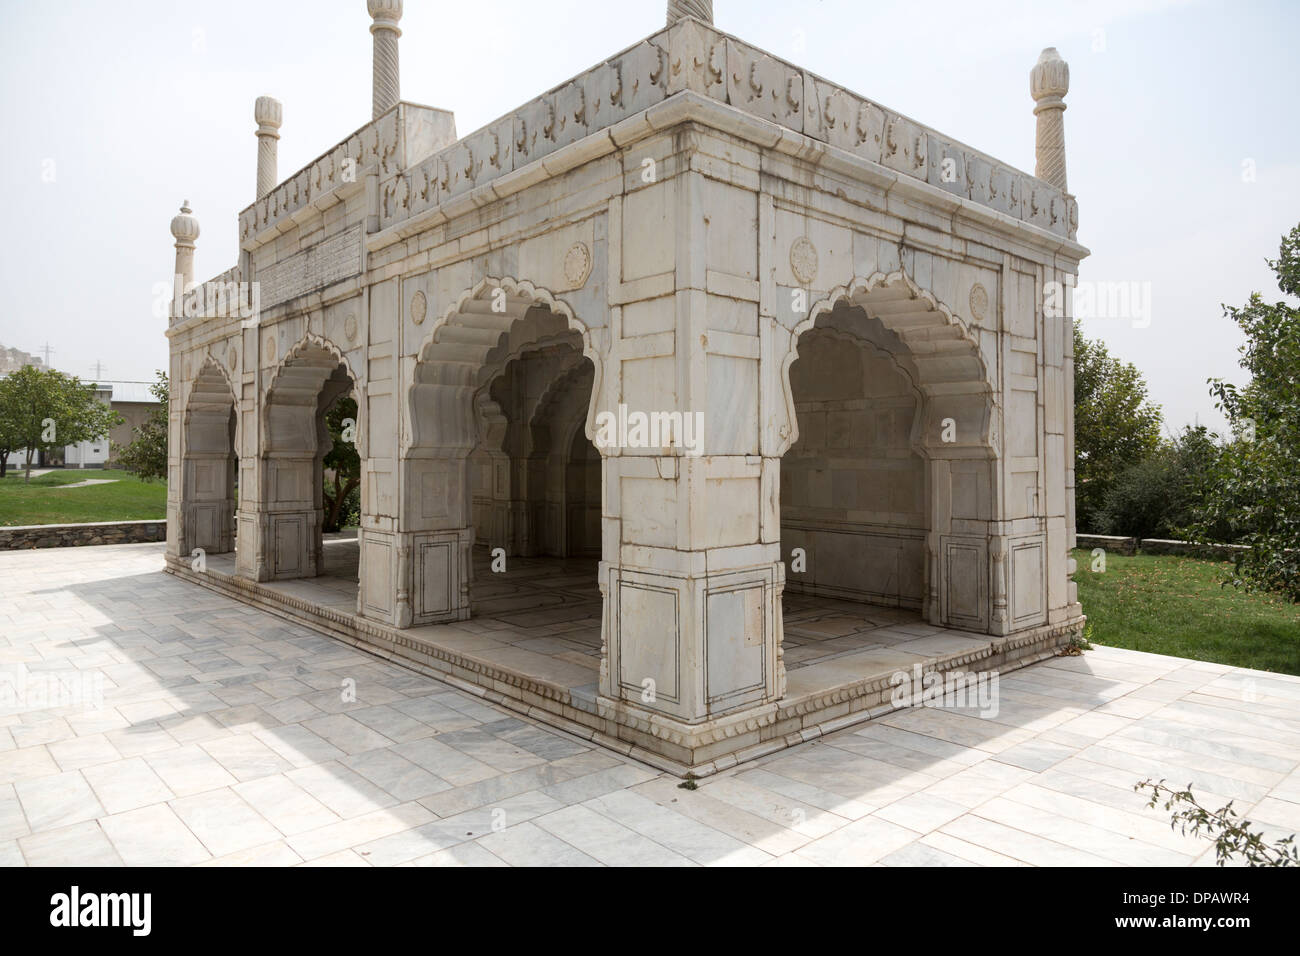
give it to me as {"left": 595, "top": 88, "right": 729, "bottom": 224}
{"left": 90, "top": 360, "right": 108, "bottom": 379}
{"left": 36, "top": 342, "right": 54, "bottom": 368}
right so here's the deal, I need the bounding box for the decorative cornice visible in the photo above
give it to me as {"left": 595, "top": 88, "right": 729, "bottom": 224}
{"left": 234, "top": 19, "right": 1080, "bottom": 256}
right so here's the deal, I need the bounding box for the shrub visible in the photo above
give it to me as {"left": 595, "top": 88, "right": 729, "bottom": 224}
{"left": 1096, "top": 425, "right": 1226, "bottom": 541}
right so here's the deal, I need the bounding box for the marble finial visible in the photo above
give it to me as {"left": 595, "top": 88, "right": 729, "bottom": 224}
{"left": 1030, "top": 47, "right": 1070, "bottom": 106}
{"left": 367, "top": 0, "right": 402, "bottom": 24}
{"left": 170, "top": 201, "right": 199, "bottom": 244}
{"left": 254, "top": 95, "right": 283, "bottom": 133}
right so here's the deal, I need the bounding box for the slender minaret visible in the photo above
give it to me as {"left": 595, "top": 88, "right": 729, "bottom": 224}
{"left": 169, "top": 202, "right": 198, "bottom": 319}
{"left": 254, "top": 96, "right": 283, "bottom": 200}
{"left": 368, "top": 0, "right": 403, "bottom": 118}
{"left": 667, "top": 0, "right": 712, "bottom": 23}
{"left": 1030, "top": 47, "right": 1070, "bottom": 191}
{"left": 170, "top": 201, "right": 199, "bottom": 319}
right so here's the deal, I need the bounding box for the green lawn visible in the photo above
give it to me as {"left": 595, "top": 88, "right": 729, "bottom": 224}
{"left": 0, "top": 469, "right": 167, "bottom": 526}
{"left": 1072, "top": 548, "right": 1300, "bottom": 676}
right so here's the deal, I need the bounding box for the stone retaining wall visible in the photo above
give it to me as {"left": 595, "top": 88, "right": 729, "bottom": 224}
{"left": 0, "top": 520, "right": 166, "bottom": 550}
{"left": 1138, "top": 538, "right": 1247, "bottom": 559}
{"left": 1075, "top": 534, "right": 1138, "bottom": 555}
{"left": 1076, "top": 533, "right": 1246, "bottom": 560}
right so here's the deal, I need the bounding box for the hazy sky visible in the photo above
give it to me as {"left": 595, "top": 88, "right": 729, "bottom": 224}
{"left": 1, "top": 0, "right": 1295, "bottom": 434}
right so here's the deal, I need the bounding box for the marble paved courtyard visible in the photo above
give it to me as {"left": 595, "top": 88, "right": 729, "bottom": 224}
{"left": 202, "top": 536, "right": 1006, "bottom": 712}
{"left": 2, "top": 542, "right": 1298, "bottom": 867}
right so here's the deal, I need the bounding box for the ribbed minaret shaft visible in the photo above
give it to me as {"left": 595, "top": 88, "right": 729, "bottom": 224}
{"left": 1030, "top": 47, "right": 1070, "bottom": 191}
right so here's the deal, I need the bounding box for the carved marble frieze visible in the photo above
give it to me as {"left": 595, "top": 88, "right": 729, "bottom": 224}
{"left": 366, "top": 19, "right": 1076, "bottom": 241}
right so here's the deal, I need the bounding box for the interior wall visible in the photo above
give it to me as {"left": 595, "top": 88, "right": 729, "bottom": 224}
{"left": 781, "top": 324, "right": 928, "bottom": 607}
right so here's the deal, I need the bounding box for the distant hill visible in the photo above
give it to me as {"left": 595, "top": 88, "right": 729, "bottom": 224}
{"left": 0, "top": 344, "right": 46, "bottom": 374}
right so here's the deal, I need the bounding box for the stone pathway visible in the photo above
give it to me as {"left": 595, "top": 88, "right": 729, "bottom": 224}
{"left": 51, "top": 479, "right": 120, "bottom": 489}
{"left": 1, "top": 542, "right": 1297, "bottom": 866}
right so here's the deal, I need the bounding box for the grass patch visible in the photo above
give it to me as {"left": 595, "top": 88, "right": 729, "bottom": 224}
{"left": 0, "top": 469, "right": 167, "bottom": 526}
{"left": 1072, "top": 548, "right": 1300, "bottom": 675}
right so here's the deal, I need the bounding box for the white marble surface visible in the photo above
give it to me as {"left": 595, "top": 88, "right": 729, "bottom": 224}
{"left": 2, "top": 543, "right": 1296, "bottom": 866}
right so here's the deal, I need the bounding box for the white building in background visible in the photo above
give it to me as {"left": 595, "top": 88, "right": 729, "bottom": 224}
{"left": 0, "top": 363, "right": 160, "bottom": 472}
{"left": 63, "top": 384, "right": 113, "bottom": 468}
{"left": 61, "top": 381, "right": 162, "bottom": 469}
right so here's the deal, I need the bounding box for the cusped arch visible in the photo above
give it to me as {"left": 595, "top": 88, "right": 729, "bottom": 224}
{"left": 779, "top": 269, "right": 995, "bottom": 457}
{"left": 476, "top": 339, "right": 590, "bottom": 460}
{"left": 261, "top": 332, "right": 365, "bottom": 457}
{"left": 179, "top": 353, "right": 241, "bottom": 557}
{"left": 408, "top": 276, "right": 604, "bottom": 452}
{"left": 186, "top": 352, "right": 238, "bottom": 420}
{"left": 527, "top": 356, "right": 595, "bottom": 460}
{"left": 479, "top": 330, "right": 587, "bottom": 395}
{"left": 183, "top": 354, "right": 241, "bottom": 462}
{"left": 788, "top": 323, "right": 930, "bottom": 460}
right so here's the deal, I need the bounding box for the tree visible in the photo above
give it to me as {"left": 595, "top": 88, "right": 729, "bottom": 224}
{"left": 321, "top": 395, "right": 360, "bottom": 532}
{"left": 1189, "top": 224, "right": 1300, "bottom": 600}
{"left": 1095, "top": 425, "right": 1224, "bottom": 540}
{"left": 0, "top": 381, "right": 18, "bottom": 479}
{"left": 113, "top": 372, "right": 169, "bottom": 481}
{"left": 0, "top": 366, "right": 121, "bottom": 482}
{"left": 1073, "top": 320, "right": 1164, "bottom": 532}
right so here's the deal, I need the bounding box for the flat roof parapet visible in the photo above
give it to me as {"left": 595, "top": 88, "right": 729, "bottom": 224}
{"left": 377, "top": 17, "right": 1077, "bottom": 243}
{"left": 239, "top": 102, "right": 455, "bottom": 248}
{"left": 239, "top": 16, "right": 1076, "bottom": 250}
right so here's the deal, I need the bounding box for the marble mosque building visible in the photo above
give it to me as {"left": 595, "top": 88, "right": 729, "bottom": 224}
{"left": 164, "top": 0, "right": 1087, "bottom": 774}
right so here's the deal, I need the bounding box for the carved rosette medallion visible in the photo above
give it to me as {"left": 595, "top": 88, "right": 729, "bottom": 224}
{"left": 790, "top": 237, "right": 818, "bottom": 285}
{"left": 264, "top": 336, "right": 276, "bottom": 362}
{"left": 969, "top": 283, "right": 989, "bottom": 321}
{"left": 563, "top": 242, "right": 592, "bottom": 289}
{"left": 227, "top": 345, "right": 238, "bottom": 371}
{"left": 410, "top": 291, "right": 428, "bottom": 325}
{"left": 344, "top": 313, "right": 359, "bottom": 343}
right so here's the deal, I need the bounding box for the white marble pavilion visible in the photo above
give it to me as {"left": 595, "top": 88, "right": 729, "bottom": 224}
{"left": 164, "top": 0, "right": 1087, "bottom": 773}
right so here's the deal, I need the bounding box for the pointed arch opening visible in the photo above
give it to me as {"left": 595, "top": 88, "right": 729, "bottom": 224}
{"left": 779, "top": 270, "right": 998, "bottom": 633}
{"left": 259, "top": 335, "right": 361, "bottom": 590}
{"left": 404, "top": 277, "right": 605, "bottom": 650}
{"left": 180, "top": 356, "right": 239, "bottom": 557}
